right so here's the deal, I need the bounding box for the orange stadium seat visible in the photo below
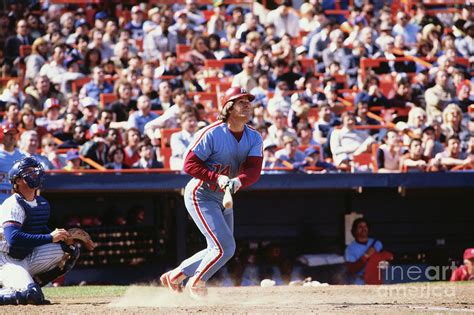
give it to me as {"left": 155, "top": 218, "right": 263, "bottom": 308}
{"left": 71, "top": 77, "right": 91, "bottom": 93}
{"left": 19, "top": 45, "right": 32, "bottom": 58}
{"left": 160, "top": 128, "right": 181, "bottom": 150}
{"left": 176, "top": 44, "right": 191, "bottom": 56}
{"left": 100, "top": 93, "right": 117, "bottom": 107}
{"left": 204, "top": 59, "right": 244, "bottom": 69}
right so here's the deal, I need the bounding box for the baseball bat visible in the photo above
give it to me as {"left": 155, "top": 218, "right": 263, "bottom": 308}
{"left": 223, "top": 186, "right": 233, "bottom": 209}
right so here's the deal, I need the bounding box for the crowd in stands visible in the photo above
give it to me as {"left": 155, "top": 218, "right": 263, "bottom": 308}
{"left": 0, "top": 0, "right": 473, "bottom": 174}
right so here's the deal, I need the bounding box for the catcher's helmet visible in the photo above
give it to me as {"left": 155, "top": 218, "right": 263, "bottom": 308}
{"left": 218, "top": 87, "right": 255, "bottom": 121}
{"left": 9, "top": 156, "right": 45, "bottom": 189}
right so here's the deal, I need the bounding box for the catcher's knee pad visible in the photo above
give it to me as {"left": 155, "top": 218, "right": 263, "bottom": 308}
{"left": 0, "top": 284, "right": 45, "bottom": 305}
{"left": 33, "top": 243, "right": 80, "bottom": 287}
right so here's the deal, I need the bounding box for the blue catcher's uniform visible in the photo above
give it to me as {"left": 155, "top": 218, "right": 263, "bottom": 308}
{"left": 0, "top": 149, "right": 24, "bottom": 204}
{"left": 177, "top": 120, "right": 263, "bottom": 283}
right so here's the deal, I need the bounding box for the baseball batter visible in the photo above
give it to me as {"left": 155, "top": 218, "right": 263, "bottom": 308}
{"left": 0, "top": 124, "right": 24, "bottom": 204}
{"left": 0, "top": 157, "right": 80, "bottom": 305}
{"left": 161, "top": 87, "right": 263, "bottom": 298}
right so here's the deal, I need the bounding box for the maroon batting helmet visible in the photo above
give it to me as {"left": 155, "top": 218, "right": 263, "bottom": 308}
{"left": 221, "top": 87, "right": 255, "bottom": 106}
{"left": 218, "top": 87, "right": 255, "bottom": 121}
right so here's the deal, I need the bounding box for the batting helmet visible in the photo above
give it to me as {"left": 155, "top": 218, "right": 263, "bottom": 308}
{"left": 9, "top": 156, "right": 45, "bottom": 190}
{"left": 218, "top": 87, "right": 255, "bottom": 121}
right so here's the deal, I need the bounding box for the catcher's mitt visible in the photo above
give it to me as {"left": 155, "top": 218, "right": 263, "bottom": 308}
{"left": 65, "top": 228, "right": 96, "bottom": 251}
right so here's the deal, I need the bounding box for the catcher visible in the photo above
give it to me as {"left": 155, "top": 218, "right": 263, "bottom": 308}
{"left": 0, "top": 157, "right": 95, "bottom": 305}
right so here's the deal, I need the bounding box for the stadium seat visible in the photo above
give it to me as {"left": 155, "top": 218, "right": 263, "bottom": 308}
{"left": 100, "top": 93, "right": 117, "bottom": 107}
{"left": 71, "top": 77, "right": 92, "bottom": 93}
{"left": 160, "top": 128, "right": 181, "bottom": 150}
{"left": 19, "top": 45, "right": 32, "bottom": 58}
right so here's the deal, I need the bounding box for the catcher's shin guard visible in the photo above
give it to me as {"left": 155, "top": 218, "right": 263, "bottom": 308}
{"left": 33, "top": 243, "right": 80, "bottom": 287}
{"left": 0, "top": 284, "right": 47, "bottom": 305}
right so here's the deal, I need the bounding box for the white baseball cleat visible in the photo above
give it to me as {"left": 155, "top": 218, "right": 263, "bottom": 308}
{"left": 185, "top": 276, "right": 208, "bottom": 300}
{"left": 160, "top": 270, "right": 185, "bottom": 293}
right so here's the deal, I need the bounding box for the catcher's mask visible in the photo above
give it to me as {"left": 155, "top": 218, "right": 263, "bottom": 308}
{"left": 9, "top": 156, "right": 45, "bottom": 190}
{"left": 218, "top": 87, "right": 255, "bottom": 121}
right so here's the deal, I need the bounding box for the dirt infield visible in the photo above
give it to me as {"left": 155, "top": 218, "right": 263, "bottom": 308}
{"left": 2, "top": 282, "right": 474, "bottom": 314}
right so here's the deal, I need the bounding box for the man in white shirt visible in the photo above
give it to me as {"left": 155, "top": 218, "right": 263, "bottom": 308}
{"left": 170, "top": 110, "right": 198, "bottom": 170}
{"left": 330, "top": 112, "right": 375, "bottom": 166}
{"left": 265, "top": 0, "right": 300, "bottom": 38}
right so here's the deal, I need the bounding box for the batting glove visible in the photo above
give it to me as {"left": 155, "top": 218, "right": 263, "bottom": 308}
{"left": 227, "top": 177, "right": 242, "bottom": 194}
{"left": 217, "top": 175, "right": 230, "bottom": 190}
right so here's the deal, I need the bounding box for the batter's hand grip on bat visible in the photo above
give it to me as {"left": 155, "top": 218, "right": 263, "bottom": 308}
{"left": 223, "top": 185, "right": 233, "bottom": 209}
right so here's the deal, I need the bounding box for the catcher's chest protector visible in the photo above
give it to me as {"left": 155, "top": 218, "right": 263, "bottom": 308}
{"left": 9, "top": 196, "right": 50, "bottom": 260}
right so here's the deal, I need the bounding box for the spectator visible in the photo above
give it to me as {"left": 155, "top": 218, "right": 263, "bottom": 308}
{"left": 79, "top": 66, "right": 113, "bottom": 101}
{"left": 0, "top": 78, "right": 25, "bottom": 108}
{"left": 173, "top": 62, "right": 203, "bottom": 93}
{"left": 123, "top": 127, "right": 141, "bottom": 167}
{"left": 4, "top": 19, "right": 33, "bottom": 75}
{"left": 275, "top": 135, "right": 305, "bottom": 170}
{"left": 40, "top": 135, "right": 64, "bottom": 169}
{"left": 330, "top": 111, "right": 375, "bottom": 167}
{"left": 450, "top": 248, "right": 474, "bottom": 281}
{"left": 170, "top": 109, "right": 198, "bottom": 170}
{"left": 79, "top": 123, "right": 109, "bottom": 166}
{"left": 452, "top": 81, "right": 473, "bottom": 114}
{"left": 144, "top": 16, "right": 178, "bottom": 63}
{"left": 145, "top": 88, "right": 189, "bottom": 136}
{"left": 105, "top": 145, "right": 128, "bottom": 170}
{"left": 432, "top": 135, "right": 472, "bottom": 171}
{"left": 125, "top": 6, "right": 145, "bottom": 40}
{"left": 399, "top": 107, "right": 427, "bottom": 146}
{"left": 17, "top": 108, "right": 47, "bottom": 143}
{"left": 77, "top": 97, "right": 99, "bottom": 129}
{"left": 80, "top": 48, "right": 102, "bottom": 75}
{"left": 267, "top": 108, "right": 296, "bottom": 147}
{"left": 345, "top": 218, "right": 386, "bottom": 285}
{"left": 58, "top": 124, "right": 87, "bottom": 149}
{"left": 155, "top": 52, "right": 180, "bottom": 77}
{"left": 222, "top": 38, "right": 246, "bottom": 75}
{"left": 299, "top": 3, "right": 317, "bottom": 33}
{"left": 1, "top": 103, "right": 20, "bottom": 128}
{"left": 0, "top": 124, "right": 24, "bottom": 203}
{"left": 207, "top": 1, "right": 227, "bottom": 38}
{"left": 456, "top": 21, "right": 474, "bottom": 58}
{"left": 376, "top": 130, "right": 401, "bottom": 173}
{"left": 63, "top": 149, "right": 83, "bottom": 171}
{"left": 441, "top": 104, "right": 470, "bottom": 143}
{"left": 422, "top": 126, "right": 445, "bottom": 159}
{"left": 108, "top": 80, "right": 137, "bottom": 122}
{"left": 355, "top": 75, "right": 389, "bottom": 110}
{"left": 88, "top": 29, "right": 113, "bottom": 60}
{"left": 39, "top": 44, "right": 83, "bottom": 90}
{"left": 36, "top": 98, "right": 64, "bottom": 134}
{"left": 267, "top": 80, "right": 291, "bottom": 116}
{"left": 24, "top": 37, "right": 49, "bottom": 84}
{"left": 302, "top": 146, "right": 337, "bottom": 173}
{"left": 266, "top": 0, "right": 300, "bottom": 38}
{"left": 53, "top": 112, "right": 77, "bottom": 142}
{"left": 242, "top": 31, "right": 262, "bottom": 57}
{"left": 425, "top": 70, "right": 455, "bottom": 123}
{"left": 133, "top": 141, "right": 164, "bottom": 169}
{"left": 19, "top": 130, "right": 55, "bottom": 170}
{"left": 186, "top": 35, "right": 216, "bottom": 71}
{"left": 236, "top": 13, "right": 264, "bottom": 43}
{"left": 262, "top": 139, "right": 278, "bottom": 171}
{"left": 24, "top": 75, "right": 63, "bottom": 112}
{"left": 250, "top": 74, "right": 271, "bottom": 107}
{"left": 389, "top": 74, "right": 419, "bottom": 109}
{"left": 232, "top": 56, "right": 257, "bottom": 92}
{"left": 127, "top": 95, "right": 159, "bottom": 135}
{"left": 392, "top": 12, "right": 420, "bottom": 48}
{"left": 313, "top": 104, "right": 339, "bottom": 147}
{"left": 322, "top": 29, "right": 356, "bottom": 82}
